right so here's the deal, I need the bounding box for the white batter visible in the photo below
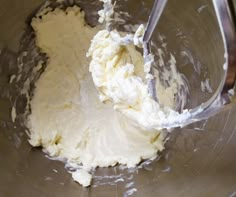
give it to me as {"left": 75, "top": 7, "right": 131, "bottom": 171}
{"left": 87, "top": 29, "right": 189, "bottom": 131}
{"left": 87, "top": 0, "right": 191, "bottom": 131}
{"left": 28, "top": 7, "right": 166, "bottom": 187}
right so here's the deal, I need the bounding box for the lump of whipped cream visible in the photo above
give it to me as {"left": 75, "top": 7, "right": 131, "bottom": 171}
{"left": 27, "top": 6, "right": 166, "bottom": 187}
{"left": 18, "top": 0, "right": 191, "bottom": 188}
{"left": 87, "top": 28, "right": 191, "bottom": 131}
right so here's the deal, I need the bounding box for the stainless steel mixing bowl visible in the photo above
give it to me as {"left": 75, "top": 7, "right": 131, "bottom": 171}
{"left": 0, "top": 0, "right": 236, "bottom": 196}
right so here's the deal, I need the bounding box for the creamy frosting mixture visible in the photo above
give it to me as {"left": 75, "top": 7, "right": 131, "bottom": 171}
{"left": 28, "top": 6, "right": 167, "bottom": 187}
{"left": 87, "top": 29, "right": 190, "bottom": 131}
{"left": 25, "top": 0, "right": 187, "bottom": 187}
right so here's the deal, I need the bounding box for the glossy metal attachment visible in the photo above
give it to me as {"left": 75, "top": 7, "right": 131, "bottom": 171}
{"left": 185, "top": 0, "right": 236, "bottom": 126}
{"left": 213, "top": 0, "right": 236, "bottom": 96}
{"left": 143, "top": 0, "right": 167, "bottom": 101}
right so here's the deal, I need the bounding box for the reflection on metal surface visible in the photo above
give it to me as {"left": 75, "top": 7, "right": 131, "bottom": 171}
{"left": 0, "top": 0, "right": 236, "bottom": 196}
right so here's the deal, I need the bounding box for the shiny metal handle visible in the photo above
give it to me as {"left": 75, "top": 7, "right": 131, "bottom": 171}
{"left": 143, "top": 0, "right": 167, "bottom": 43}
{"left": 143, "top": 0, "right": 167, "bottom": 101}
{"left": 213, "top": 0, "right": 236, "bottom": 96}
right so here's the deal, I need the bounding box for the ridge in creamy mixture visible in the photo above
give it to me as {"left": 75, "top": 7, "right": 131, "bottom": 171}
{"left": 24, "top": 0, "right": 187, "bottom": 187}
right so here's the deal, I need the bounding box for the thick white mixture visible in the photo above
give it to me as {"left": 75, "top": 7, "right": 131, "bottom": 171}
{"left": 87, "top": 28, "right": 190, "bottom": 131}
{"left": 27, "top": 6, "right": 168, "bottom": 187}
{"left": 23, "top": 0, "right": 190, "bottom": 187}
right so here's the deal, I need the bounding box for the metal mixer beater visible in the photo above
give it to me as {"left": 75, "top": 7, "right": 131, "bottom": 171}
{"left": 144, "top": 0, "right": 236, "bottom": 128}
